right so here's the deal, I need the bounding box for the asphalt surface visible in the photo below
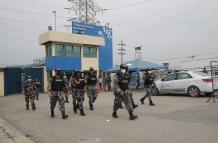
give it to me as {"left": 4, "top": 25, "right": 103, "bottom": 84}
{"left": 0, "top": 92, "right": 218, "bottom": 143}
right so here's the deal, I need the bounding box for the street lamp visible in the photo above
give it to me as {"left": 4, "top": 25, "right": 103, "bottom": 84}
{"left": 52, "top": 11, "right": 56, "bottom": 31}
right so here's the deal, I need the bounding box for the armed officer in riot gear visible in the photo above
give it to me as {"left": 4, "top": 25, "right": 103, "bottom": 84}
{"left": 85, "top": 67, "right": 99, "bottom": 110}
{"left": 23, "top": 76, "right": 36, "bottom": 111}
{"left": 140, "top": 70, "right": 155, "bottom": 106}
{"left": 63, "top": 75, "right": 69, "bottom": 103}
{"left": 49, "top": 70, "right": 69, "bottom": 119}
{"left": 72, "top": 70, "right": 86, "bottom": 116}
{"left": 112, "top": 64, "right": 138, "bottom": 120}
{"left": 34, "top": 78, "right": 40, "bottom": 100}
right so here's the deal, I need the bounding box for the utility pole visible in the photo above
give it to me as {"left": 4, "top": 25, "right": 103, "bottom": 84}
{"left": 118, "top": 40, "right": 126, "bottom": 64}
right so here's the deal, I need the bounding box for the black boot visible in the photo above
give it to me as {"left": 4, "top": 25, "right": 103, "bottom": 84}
{"left": 112, "top": 112, "right": 118, "bottom": 118}
{"left": 73, "top": 104, "right": 78, "bottom": 114}
{"left": 149, "top": 99, "right": 155, "bottom": 106}
{"left": 140, "top": 97, "right": 145, "bottom": 104}
{"left": 51, "top": 110, "right": 55, "bottom": 118}
{"left": 132, "top": 103, "right": 138, "bottom": 109}
{"left": 89, "top": 103, "right": 94, "bottom": 111}
{"left": 32, "top": 106, "right": 36, "bottom": 111}
{"left": 80, "top": 109, "right": 86, "bottom": 116}
{"left": 26, "top": 106, "right": 29, "bottom": 110}
{"left": 62, "top": 111, "right": 69, "bottom": 119}
{"left": 129, "top": 112, "right": 138, "bottom": 120}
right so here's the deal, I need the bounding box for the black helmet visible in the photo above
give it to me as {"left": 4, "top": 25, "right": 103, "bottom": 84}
{"left": 89, "top": 67, "right": 94, "bottom": 71}
{"left": 55, "top": 69, "right": 61, "bottom": 76}
{"left": 120, "top": 64, "right": 128, "bottom": 70}
{"left": 74, "top": 70, "right": 80, "bottom": 76}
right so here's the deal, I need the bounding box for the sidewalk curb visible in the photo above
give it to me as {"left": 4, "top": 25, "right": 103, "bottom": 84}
{"left": 0, "top": 118, "right": 35, "bottom": 143}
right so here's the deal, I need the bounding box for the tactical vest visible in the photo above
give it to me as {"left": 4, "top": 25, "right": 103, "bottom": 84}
{"left": 51, "top": 77, "right": 64, "bottom": 91}
{"left": 144, "top": 74, "right": 154, "bottom": 86}
{"left": 75, "top": 78, "right": 86, "bottom": 90}
{"left": 87, "top": 73, "right": 97, "bottom": 85}
{"left": 35, "top": 81, "right": 40, "bottom": 88}
{"left": 117, "top": 72, "right": 129, "bottom": 91}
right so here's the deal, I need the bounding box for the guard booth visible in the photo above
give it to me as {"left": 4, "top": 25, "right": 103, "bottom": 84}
{"left": 39, "top": 31, "right": 105, "bottom": 77}
{"left": 2, "top": 67, "right": 44, "bottom": 96}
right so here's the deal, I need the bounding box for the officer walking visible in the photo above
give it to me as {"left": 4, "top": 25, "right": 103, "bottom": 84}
{"left": 34, "top": 78, "right": 40, "bottom": 100}
{"left": 63, "top": 75, "right": 69, "bottom": 103}
{"left": 48, "top": 70, "right": 69, "bottom": 119}
{"left": 112, "top": 64, "right": 138, "bottom": 120}
{"left": 85, "top": 67, "right": 99, "bottom": 110}
{"left": 140, "top": 70, "right": 155, "bottom": 106}
{"left": 72, "top": 70, "right": 86, "bottom": 116}
{"left": 23, "top": 76, "right": 36, "bottom": 111}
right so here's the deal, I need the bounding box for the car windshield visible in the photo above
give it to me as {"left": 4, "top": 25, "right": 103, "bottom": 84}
{"left": 193, "top": 71, "right": 209, "bottom": 76}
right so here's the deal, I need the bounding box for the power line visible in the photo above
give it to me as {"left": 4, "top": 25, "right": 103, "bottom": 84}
{"left": 110, "top": 8, "right": 218, "bottom": 27}
{"left": 107, "top": 0, "right": 152, "bottom": 11}
{"left": 152, "top": 50, "right": 218, "bottom": 62}
{"left": 0, "top": 17, "right": 64, "bottom": 27}
{"left": 8, "top": 0, "right": 66, "bottom": 9}
{"left": 0, "top": 36, "right": 37, "bottom": 42}
{"left": 0, "top": 21, "right": 46, "bottom": 31}
{"left": 0, "top": 26, "right": 42, "bottom": 35}
{"left": 0, "top": 7, "right": 67, "bottom": 18}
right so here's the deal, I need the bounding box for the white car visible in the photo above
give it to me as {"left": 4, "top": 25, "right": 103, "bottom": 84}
{"left": 155, "top": 71, "right": 214, "bottom": 97}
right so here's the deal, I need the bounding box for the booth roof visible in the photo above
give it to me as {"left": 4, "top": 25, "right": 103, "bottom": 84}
{"left": 104, "top": 59, "right": 166, "bottom": 73}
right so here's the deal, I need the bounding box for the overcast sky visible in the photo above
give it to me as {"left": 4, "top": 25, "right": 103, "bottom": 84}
{"left": 0, "top": 0, "right": 218, "bottom": 69}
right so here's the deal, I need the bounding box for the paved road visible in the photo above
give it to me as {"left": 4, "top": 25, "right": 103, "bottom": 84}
{"left": 0, "top": 92, "right": 218, "bottom": 143}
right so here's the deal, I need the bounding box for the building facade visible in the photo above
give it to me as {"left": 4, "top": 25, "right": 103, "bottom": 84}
{"left": 39, "top": 22, "right": 113, "bottom": 76}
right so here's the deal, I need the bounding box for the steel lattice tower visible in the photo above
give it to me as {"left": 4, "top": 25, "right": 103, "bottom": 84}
{"left": 67, "top": 0, "right": 102, "bottom": 24}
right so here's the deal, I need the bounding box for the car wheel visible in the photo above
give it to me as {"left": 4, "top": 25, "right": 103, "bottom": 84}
{"left": 187, "top": 86, "right": 200, "bottom": 97}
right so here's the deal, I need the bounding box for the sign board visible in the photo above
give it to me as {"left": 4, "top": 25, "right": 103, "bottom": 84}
{"left": 72, "top": 21, "right": 113, "bottom": 71}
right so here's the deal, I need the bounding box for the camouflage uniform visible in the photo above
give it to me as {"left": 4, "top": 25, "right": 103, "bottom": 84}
{"left": 63, "top": 77, "right": 69, "bottom": 103}
{"left": 23, "top": 78, "right": 36, "bottom": 110}
{"left": 85, "top": 71, "right": 98, "bottom": 110}
{"left": 140, "top": 72, "right": 155, "bottom": 106}
{"left": 113, "top": 72, "right": 133, "bottom": 113}
{"left": 34, "top": 79, "right": 40, "bottom": 100}
{"left": 72, "top": 76, "right": 86, "bottom": 116}
{"left": 112, "top": 67, "right": 138, "bottom": 120}
{"left": 49, "top": 75, "right": 68, "bottom": 119}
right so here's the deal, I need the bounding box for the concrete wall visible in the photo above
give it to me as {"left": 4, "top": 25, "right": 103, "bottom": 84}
{"left": 0, "top": 71, "right": 4, "bottom": 96}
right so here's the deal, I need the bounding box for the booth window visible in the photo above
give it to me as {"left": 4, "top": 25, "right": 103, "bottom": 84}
{"left": 65, "top": 45, "right": 81, "bottom": 57}
{"left": 72, "top": 46, "right": 81, "bottom": 57}
{"left": 65, "top": 45, "right": 73, "bottom": 56}
{"left": 55, "top": 44, "right": 65, "bottom": 56}
{"left": 83, "top": 47, "right": 97, "bottom": 58}
{"left": 46, "top": 45, "right": 52, "bottom": 56}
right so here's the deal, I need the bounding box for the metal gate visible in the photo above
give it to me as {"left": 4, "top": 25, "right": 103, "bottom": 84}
{"left": 4, "top": 67, "right": 44, "bottom": 96}
{"left": 4, "top": 68, "right": 22, "bottom": 96}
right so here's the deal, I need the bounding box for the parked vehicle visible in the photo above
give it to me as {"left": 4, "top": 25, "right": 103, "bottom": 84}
{"left": 155, "top": 71, "right": 215, "bottom": 97}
